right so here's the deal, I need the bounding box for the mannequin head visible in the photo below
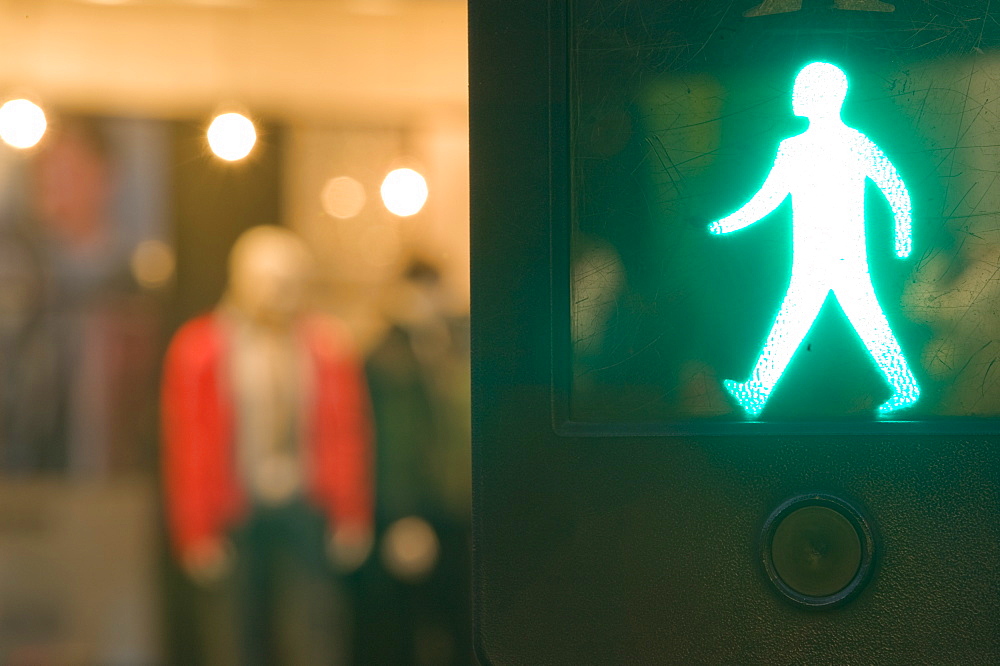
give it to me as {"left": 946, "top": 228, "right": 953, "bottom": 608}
{"left": 225, "top": 225, "right": 313, "bottom": 326}
{"left": 791, "top": 62, "right": 848, "bottom": 122}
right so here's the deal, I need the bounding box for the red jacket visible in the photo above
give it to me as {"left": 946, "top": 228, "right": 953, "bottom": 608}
{"left": 161, "top": 313, "right": 373, "bottom": 558}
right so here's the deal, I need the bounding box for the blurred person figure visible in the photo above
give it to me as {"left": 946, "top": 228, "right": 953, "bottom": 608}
{"left": 162, "top": 225, "right": 374, "bottom": 665}
{"left": 359, "top": 258, "right": 471, "bottom": 665}
{"left": 30, "top": 117, "right": 161, "bottom": 475}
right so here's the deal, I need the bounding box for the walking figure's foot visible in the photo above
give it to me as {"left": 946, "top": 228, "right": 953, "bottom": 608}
{"left": 722, "top": 379, "right": 769, "bottom": 418}
{"left": 743, "top": 0, "right": 801, "bottom": 17}
{"left": 877, "top": 388, "right": 920, "bottom": 415}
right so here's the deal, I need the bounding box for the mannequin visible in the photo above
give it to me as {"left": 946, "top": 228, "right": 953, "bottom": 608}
{"left": 162, "top": 225, "right": 373, "bottom": 664}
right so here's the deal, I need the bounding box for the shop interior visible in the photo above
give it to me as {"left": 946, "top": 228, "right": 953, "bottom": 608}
{"left": 0, "top": 1, "right": 469, "bottom": 664}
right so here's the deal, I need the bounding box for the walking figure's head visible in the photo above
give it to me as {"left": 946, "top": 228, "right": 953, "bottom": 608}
{"left": 792, "top": 62, "right": 848, "bottom": 121}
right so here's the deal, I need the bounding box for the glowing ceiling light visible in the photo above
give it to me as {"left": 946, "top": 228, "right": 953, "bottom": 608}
{"left": 130, "top": 239, "right": 176, "bottom": 290}
{"left": 380, "top": 516, "right": 439, "bottom": 582}
{"left": 381, "top": 167, "right": 428, "bottom": 217}
{"left": 321, "top": 176, "right": 366, "bottom": 219}
{"left": 207, "top": 112, "right": 256, "bottom": 161}
{"left": 709, "top": 62, "right": 919, "bottom": 418}
{"left": 0, "top": 99, "right": 47, "bottom": 149}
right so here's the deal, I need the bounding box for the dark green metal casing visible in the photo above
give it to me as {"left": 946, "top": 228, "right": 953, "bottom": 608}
{"left": 472, "top": 1, "right": 1000, "bottom": 662}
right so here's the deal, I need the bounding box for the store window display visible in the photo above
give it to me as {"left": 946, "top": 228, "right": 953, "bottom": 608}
{"left": 162, "top": 225, "right": 374, "bottom": 665}
{"left": 358, "top": 258, "right": 471, "bottom": 665}
{"left": 0, "top": 115, "right": 167, "bottom": 664}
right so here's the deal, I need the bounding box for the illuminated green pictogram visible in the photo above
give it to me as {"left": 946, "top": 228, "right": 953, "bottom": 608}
{"left": 709, "top": 62, "right": 920, "bottom": 418}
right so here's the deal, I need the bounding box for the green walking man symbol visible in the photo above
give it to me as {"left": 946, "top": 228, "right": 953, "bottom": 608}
{"left": 709, "top": 62, "right": 920, "bottom": 418}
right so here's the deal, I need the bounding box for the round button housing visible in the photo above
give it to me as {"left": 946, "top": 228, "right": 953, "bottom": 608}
{"left": 761, "top": 494, "right": 875, "bottom": 608}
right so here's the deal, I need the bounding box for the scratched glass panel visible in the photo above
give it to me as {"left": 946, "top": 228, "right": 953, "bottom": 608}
{"left": 569, "top": 1, "right": 1000, "bottom": 423}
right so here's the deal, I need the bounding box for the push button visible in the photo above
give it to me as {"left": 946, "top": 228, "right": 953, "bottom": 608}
{"left": 761, "top": 494, "right": 875, "bottom": 608}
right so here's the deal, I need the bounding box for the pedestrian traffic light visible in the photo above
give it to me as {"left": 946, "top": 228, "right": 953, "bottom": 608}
{"left": 709, "top": 61, "right": 920, "bottom": 418}
{"left": 473, "top": 0, "right": 1000, "bottom": 663}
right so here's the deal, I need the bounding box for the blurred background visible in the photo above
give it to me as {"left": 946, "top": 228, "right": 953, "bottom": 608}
{"left": 0, "top": 1, "right": 469, "bottom": 664}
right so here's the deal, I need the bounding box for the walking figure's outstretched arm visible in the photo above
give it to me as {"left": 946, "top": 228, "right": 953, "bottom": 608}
{"left": 866, "top": 139, "right": 912, "bottom": 258}
{"left": 709, "top": 146, "right": 790, "bottom": 235}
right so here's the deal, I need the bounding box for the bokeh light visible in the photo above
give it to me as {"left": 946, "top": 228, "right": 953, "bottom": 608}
{"left": 321, "top": 176, "right": 366, "bottom": 219}
{"left": 0, "top": 99, "right": 47, "bottom": 149}
{"left": 207, "top": 112, "right": 256, "bottom": 161}
{"left": 380, "top": 516, "right": 440, "bottom": 582}
{"left": 130, "top": 239, "right": 176, "bottom": 289}
{"left": 380, "top": 167, "right": 428, "bottom": 217}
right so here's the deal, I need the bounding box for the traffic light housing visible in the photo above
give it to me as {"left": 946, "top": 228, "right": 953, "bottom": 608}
{"left": 472, "top": 1, "right": 1000, "bottom": 662}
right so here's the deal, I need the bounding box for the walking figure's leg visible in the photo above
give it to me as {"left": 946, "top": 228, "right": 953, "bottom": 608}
{"left": 835, "top": 281, "right": 920, "bottom": 414}
{"left": 724, "top": 282, "right": 828, "bottom": 417}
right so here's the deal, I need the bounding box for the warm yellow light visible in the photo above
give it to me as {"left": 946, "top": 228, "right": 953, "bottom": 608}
{"left": 207, "top": 112, "right": 256, "bottom": 161}
{"left": 0, "top": 99, "right": 46, "bottom": 149}
{"left": 380, "top": 168, "right": 428, "bottom": 217}
{"left": 380, "top": 516, "right": 439, "bottom": 582}
{"left": 130, "top": 239, "right": 176, "bottom": 289}
{"left": 321, "top": 176, "right": 366, "bottom": 219}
